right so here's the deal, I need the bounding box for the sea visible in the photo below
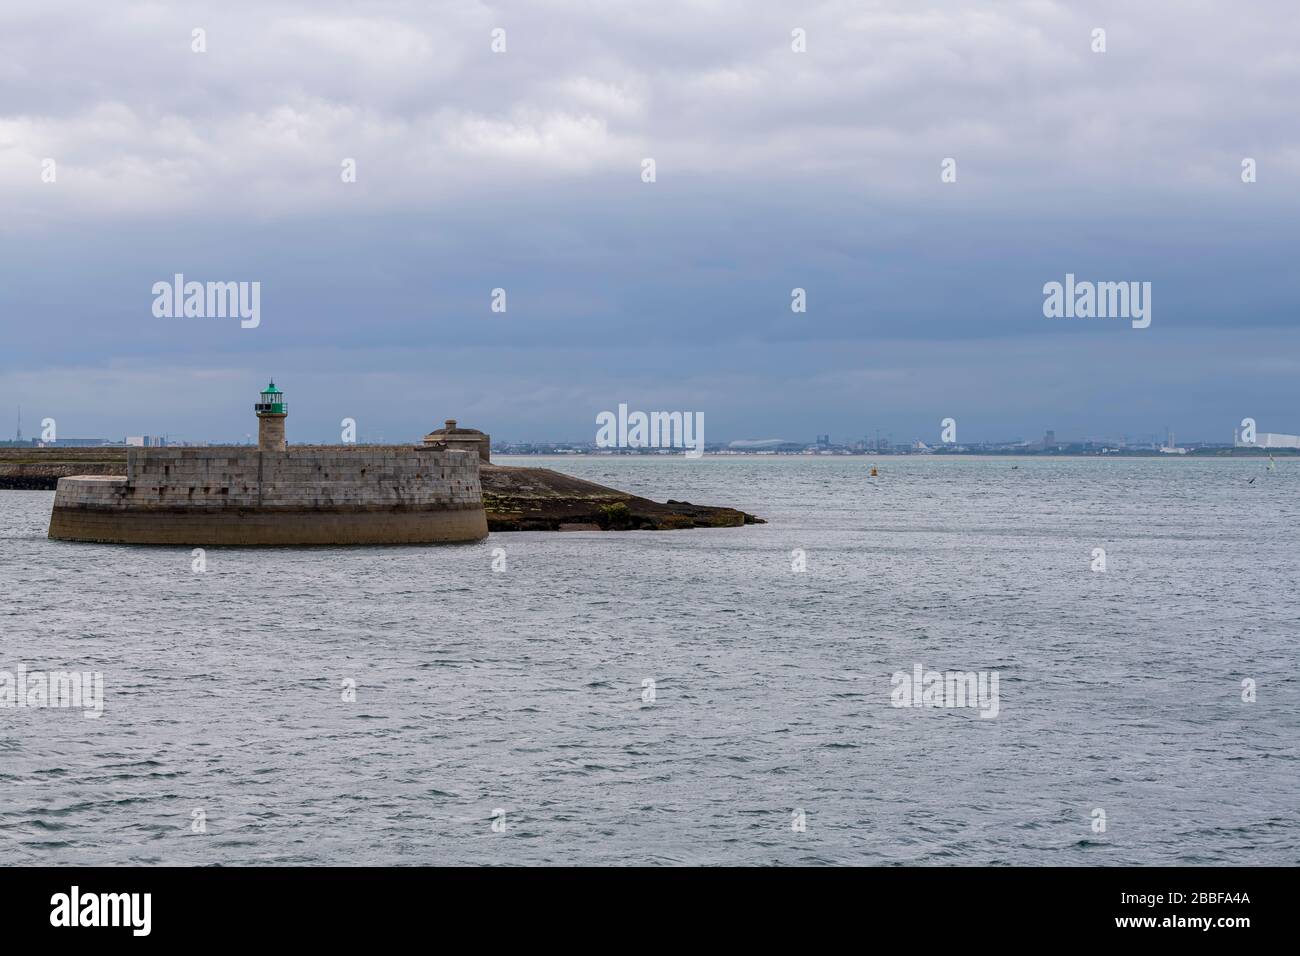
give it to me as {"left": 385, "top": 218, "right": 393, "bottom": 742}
{"left": 1, "top": 455, "right": 1296, "bottom": 865}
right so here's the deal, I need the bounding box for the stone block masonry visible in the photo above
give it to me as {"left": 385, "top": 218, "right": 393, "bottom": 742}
{"left": 48, "top": 445, "right": 488, "bottom": 545}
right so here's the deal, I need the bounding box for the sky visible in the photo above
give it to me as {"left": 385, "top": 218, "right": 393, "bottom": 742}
{"left": 1, "top": 0, "right": 1297, "bottom": 445}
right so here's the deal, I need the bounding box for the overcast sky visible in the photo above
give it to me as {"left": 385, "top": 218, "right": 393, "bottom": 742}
{"left": 1, "top": 1, "right": 1297, "bottom": 444}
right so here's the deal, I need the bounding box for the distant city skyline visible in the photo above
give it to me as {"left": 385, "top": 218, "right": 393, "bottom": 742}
{"left": 7, "top": 403, "right": 1291, "bottom": 451}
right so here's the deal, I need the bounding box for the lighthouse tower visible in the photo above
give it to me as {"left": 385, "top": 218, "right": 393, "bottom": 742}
{"left": 254, "top": 380, "right": 287, "bottom": 451}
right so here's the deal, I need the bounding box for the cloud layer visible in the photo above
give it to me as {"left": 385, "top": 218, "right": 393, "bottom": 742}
{"left": 1, "top": 1, "right": 1297, "bottom": 442}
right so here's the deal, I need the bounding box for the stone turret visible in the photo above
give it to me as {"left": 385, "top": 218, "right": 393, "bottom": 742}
{"left": 254, "top": 380, "right": 287, "bottom": 451}
{"left": 424, "top": 418, "right": 490, "bottom": 462}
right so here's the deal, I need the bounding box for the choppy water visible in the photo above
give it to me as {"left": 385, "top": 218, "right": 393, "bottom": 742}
{"left": 1, "top": 456, "right": 1297, "bottom": 865}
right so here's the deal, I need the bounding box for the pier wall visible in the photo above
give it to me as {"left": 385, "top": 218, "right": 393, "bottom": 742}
{"left": 0, "top": 447, "right": 127, "bottom": 488}
{"left": 48, "top": 446, "right": 488, "bottom": 545}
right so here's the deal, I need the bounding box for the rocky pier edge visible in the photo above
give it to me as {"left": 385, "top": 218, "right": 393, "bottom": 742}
{"left": 479, "top": 462, "right": 762, "bottom": 531}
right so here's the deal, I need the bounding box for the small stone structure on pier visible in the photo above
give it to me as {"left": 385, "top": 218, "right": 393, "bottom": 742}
{"left": 424, "top": 419, "right": 490, "bottom": 462}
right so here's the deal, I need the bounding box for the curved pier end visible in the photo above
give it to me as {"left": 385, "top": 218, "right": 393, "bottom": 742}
{"left": 47, "top": 446, "right": 489, "bottom": 546}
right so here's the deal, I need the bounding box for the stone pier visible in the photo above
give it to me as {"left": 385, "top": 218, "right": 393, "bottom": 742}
{"left": 47, "top": 445, "right": 488, "bottom": 545}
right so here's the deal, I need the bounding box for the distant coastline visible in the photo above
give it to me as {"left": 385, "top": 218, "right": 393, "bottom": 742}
{"left": 493, "top": 446, "right": 1300, "bottom": 458}
{"left": 5, "top": 442, "right": 1297, "bottom": 459}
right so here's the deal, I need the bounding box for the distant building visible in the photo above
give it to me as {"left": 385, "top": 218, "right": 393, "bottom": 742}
{"left": 1234, "top": 426, "right": 1300, "bottom": 449}
{"left": 728, "top": 439, "right": 803, "bottom": 452}
{"left": 1158, "top": 428, "right": 1189, "bottom": 454}
{"left": 424, "top": 419, "right": 491, "bottom": 462}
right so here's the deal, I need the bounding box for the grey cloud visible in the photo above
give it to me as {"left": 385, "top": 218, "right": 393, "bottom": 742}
{"left": 0, "top": 1, "right": 1296, "bottom": 441}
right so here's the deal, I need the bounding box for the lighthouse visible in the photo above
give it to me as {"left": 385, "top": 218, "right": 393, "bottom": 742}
{"left": 254, "top": 380, "right": 287, "bottom": 451}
